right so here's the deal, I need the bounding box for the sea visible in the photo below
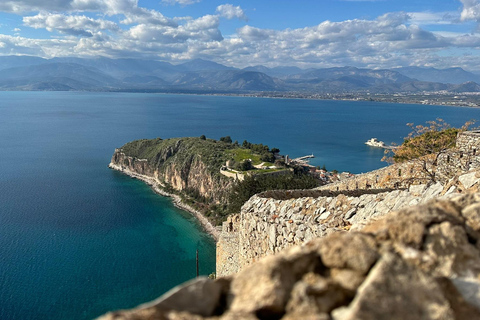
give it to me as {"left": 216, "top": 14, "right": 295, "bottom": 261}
{"left": 0, "top": 91, "right": 478, "bottom": 320}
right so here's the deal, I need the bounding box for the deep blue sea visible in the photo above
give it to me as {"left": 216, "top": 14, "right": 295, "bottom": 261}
{"left": 0, "top": 91, "right": 478, "bottom": 320}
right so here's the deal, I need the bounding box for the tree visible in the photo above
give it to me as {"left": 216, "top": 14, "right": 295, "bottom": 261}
{"left": 238, "top": 160, "right": 253, "bottom": 171}
{"left": 199, "top": 135, "right": 206, "bottom": 140}
{"left": 220, "top": 136, "right": 233, "bottom": 144}
{"left": 382, "top": 119, "right": 474, "bottom": 182}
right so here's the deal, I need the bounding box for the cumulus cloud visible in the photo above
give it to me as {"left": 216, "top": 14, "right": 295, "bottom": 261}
{"left": 161, "top": 0, "right": 201, "bottom": 6}
{"left": 124, "top": 14, "right": 222, "bottom": 43}
{"left": 216, "top": 4, "right": 247, "bottom": 20}
{"left": 23, "top": 13, "right": 120, "bottom": 37}
{"left": 407, "top": 11, "right": 458, "bottom": 26}
{"left": 0, "top": 0, "right": 176, "bottom": 26}
{"left": 460, "top": 0, "right": 480, "bottom": 21}
{"left": 2, "top": 0, "right": 480, "bottom": 71}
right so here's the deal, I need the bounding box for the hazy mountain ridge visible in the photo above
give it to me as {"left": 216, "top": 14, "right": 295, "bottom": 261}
{"left": 0, "top": 55, "right": 479, "bottom": 93}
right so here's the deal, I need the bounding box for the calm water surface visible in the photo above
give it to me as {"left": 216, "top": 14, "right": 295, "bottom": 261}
{"left": 0, "top": 92, "right": 478, "bottom": 319}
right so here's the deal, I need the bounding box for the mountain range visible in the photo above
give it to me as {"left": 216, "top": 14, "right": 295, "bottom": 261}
{"left": 0, "top": 56, "right": 479, "bottom": 93}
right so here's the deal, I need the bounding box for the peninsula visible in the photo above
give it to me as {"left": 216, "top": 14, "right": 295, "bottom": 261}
{"left": 108, "top": 136, "right": 318, "bottom": 236}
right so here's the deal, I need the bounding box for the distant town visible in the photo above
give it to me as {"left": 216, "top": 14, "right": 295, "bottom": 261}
{"left": 221, "top": 91, "right": 480, "bottom": 108}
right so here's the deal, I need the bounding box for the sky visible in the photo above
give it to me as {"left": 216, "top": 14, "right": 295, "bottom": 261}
{"left": 1, "top": 0, "right": 480, "bottom": 71}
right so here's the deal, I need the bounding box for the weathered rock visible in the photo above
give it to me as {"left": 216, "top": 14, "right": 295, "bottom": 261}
{"left": 334, "top": 253, "right": 454, "bottom": 320}
{"left": 459, "top": 171, "right": 480, "bottom": 189}
{"left": 286, "top": 272, "right": 352, "bottom": 316}
{"left": 97, "top": 277, "right": 225, "bottom": 320}
{"left": 317, "top": 233, "right": 378, "bottom": 274}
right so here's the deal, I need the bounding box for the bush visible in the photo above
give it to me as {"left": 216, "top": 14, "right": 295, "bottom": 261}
{"left": 227, "top": 172, "right": 318, "bottom": 213}
{"left": 220, "top": 136, "right": 233, "bottom": 144}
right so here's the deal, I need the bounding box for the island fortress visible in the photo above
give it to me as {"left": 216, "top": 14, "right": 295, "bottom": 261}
{"left": 101, "top": 131, "right": 480, "bottom": 320}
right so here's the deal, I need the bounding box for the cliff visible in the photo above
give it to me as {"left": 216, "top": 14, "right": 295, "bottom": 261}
{"left": 98, "top": 192, "right": 480, "bottom": 320}
{"left": 109, "top": 137, "right": 235, "bottom": 225}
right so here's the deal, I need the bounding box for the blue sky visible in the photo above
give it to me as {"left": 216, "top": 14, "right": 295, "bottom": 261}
{"left": 1, "top": 0, "right": 480, "bottom": 70}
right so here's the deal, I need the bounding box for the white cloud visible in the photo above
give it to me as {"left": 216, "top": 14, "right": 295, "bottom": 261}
{"left": 1, "top": 0, "right": 480, "bottom": 71}
{"left": 161, "top": 0, "right": 201, "bottom": 6}
{"left": 460, "top": 0, "right": 480, "bottom": 21}
{"left": 407, "top": 11, "right": 458, "bottom": 26}
{"left": 23, "top": 13, "right": 120, "bottom": 37}
{"left": 216, "top": 4, "right": 247, "bottom": 20}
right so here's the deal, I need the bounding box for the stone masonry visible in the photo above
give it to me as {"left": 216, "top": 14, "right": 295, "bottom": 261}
{"left": 216, "top": 131, "right": 480, "bottom": 277}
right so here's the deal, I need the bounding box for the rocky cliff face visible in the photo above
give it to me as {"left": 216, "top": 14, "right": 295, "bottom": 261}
{"left": 98, "top": 193, "right": 480, "bottom": 320}
{"left": 110, "top": 137, "right": 233, "bottom": 205}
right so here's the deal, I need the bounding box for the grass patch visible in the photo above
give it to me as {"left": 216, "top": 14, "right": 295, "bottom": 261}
{"left": 227, "top": 148, "right": 262, "bottom": 165}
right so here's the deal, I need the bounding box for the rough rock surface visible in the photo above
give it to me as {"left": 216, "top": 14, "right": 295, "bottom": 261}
{"left": 217, "top": 170, "right": 480, "bottom": 277}
{"left": 98, "top": 193, "right": 480, "bottom": 320}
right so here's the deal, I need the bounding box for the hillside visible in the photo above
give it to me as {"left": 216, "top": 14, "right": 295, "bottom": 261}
{"left": 110, "top": 137, "right": 235, "bottom": 223}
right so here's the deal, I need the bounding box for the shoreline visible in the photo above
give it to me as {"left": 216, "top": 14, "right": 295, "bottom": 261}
{"left": 108, "top": 163, "right": 220, "bottom": 241}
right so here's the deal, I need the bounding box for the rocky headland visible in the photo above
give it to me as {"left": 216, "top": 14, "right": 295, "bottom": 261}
{"left": 109, "top": 137, "right": 240, "bottom": 237}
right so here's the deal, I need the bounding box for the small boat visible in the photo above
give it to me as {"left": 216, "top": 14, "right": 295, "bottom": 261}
{"left": 365, "top": 138, "right": 386, "bottom": 148}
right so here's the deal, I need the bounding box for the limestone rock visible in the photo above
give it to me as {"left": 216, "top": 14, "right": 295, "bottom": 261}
{"left": 459, "top": 171, "right": 480, "bottom": 189}
{"left": 97, "top": 277, "right": 226, "bottom": 320}
{"left": 335, "top": 253, "right": 454, "bottom": 320}
{"left": 317, "top": 233, "right": 378, "bottom": 274}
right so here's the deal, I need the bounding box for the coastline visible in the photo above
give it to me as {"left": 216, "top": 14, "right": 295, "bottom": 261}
{"left": 108, "top": 163, "right": 220, "bottom": 241}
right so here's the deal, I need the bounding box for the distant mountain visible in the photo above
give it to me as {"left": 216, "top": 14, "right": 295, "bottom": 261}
{"left": 394, "top": 66, "right": 480, "bottom": 85}
{"left": 0, "top": 63, "right": 122, "bottom": 90}
{"left": 450, "top": 81, "right": 480, "bottom": 92}
{"left": 52, "top": 57, "right": 179, "bottom": 80}
{"left": 288, "top": 67, "right": 412, "bottom": 84}
{"left": 0, "top": 55, "right": 47, "bottom": 71}
{"left": 175, "top": 59, "right": 235, "bottom": 72}
{"left": 122, "top": 75, "right": 168, "bottom": 87}
{"left": 0, "top": 55, "right": 479, "bottom": 94}
{"left": 172, "top": 70, "right": 279, "bottom": 91}
{"left": 242, "top": 65, "right": 304, "bottom": 78}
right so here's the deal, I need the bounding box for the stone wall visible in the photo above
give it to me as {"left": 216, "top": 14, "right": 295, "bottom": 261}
{"left": 216, "top": 215, "right": 241, "bottom": 276}
{"left": 217, "top": 169, "right": 480, "bottom": 277}
{"left": 457, "top": 130, "right": 480, "bottom": 153}
{"left": 320, "top": 131, "right": 480, "bottom": 193}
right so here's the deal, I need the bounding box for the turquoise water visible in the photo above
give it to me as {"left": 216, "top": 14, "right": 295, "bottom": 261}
{"left": 0, "top": 91, "right": 478, "bottom": 320}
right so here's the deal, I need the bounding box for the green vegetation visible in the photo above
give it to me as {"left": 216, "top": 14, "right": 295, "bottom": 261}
{"left": 227, "top": 172, "right": 319, "bottom": 214}
{"left": 119, "top": 136, "right": 301, "bottom": 224}
{"left": 228, "top": 148, "right": 262, "bottom": 164}
{"left": 383, "top": 119, "right": 475, "bottom": 182}
{"left": 121, "top": 137, "right": 235, "bottom": 177}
